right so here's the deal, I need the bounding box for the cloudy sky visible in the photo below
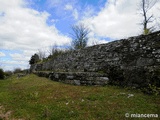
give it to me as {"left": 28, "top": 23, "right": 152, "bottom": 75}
{"left": 0, "top": 0, "right": 160, "bottom": 71}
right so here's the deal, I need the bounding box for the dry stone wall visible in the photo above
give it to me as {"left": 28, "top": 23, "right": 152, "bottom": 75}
{"left": 35, "top": 71, "right": 109, "bottom": 86}
{"left": 31, "top": 31, "right": 160, "bottom": 88}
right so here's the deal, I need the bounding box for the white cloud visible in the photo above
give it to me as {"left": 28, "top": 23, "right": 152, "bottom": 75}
{"left": 88, "top": 37, "right": 108, "bottom": 46}
{"left": 64, "top": 4, "right": 73, "bottom": 11}
{"left": 73, "top": 9, "right": 78, "bottom": 20}
{"left": 46, "top": 0, "right": 79, "bottom": 20}
{"left": 0, "top": 0, "right": 71, "bottom": 50}
{"left": 9, "top": 53, "right": 28, "bottom": 61}
{"left": 82, "top": 6, "right": 95, "bottom": 18}
{"left": 1, "top": 60, "right": 29, "bottom": 71}
{"left": 81, "top": 0, "right": 160, "bottom": 39}
{"left": 46, "top": 0, "right": 61, "bottom": 8}
{"left": 46, "top": 0, "right": 76, "bottom": 9}
{"left": 0, "top": 0, "right": 72, "bottom": 70}
{"left": 0, "top": 52, "right": 5, "bottom": 57}
{"left": 1, "top": 50, "right": 33, "bottom": 71}
{"left": 64, "top": 4, "right": 78, "bottom": 20}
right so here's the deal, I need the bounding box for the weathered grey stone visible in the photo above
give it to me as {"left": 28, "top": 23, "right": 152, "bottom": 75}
{"left": 67, "top": 75, "right": 74, "bottom": 80}
{"left": 99, "top": 77, "right": 109, "bottom": 81}
{"left": 136, "top": 58, "right": 154, "bottom": 66}
{"left": 35, "top": 71, "right": 109, "bottom": 86}
{"left": 74, "top": 80, "right": 80, "bottom": 85}
{"left": 55, "top": 74, "right": 59, "bottom": 79}
{"left": 31, "top": 31, "right": 160, "bottom": 88}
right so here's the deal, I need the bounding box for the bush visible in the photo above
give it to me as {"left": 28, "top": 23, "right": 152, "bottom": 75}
{"left": 5, "top": 70, "right": 13, "bottom": 77}
{"left": 0, "top": 68, "right": 5, "bottom": 79}
{"left": 29, "top": 54, "right": 39, "bottom": 65}
{"left": 47, "top": 48, "right": 67, "bottom": 60}
{"left": 142, "top": 84, "right": 160, "bottom": 95}
{"left": 13, "top": 68, "right": 22, "bottom": 74}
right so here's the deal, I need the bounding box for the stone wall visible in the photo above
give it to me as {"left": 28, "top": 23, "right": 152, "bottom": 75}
{"left": 31, "top": 31, "right": 160, "bottom": 88}
{"left": 35, "top": 71, "right": 109, "bottom": 86}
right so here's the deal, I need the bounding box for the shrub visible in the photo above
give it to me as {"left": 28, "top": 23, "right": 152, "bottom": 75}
{"left": 29, "top": 54, "right": 39, "bottom": 65}
{"left": 142, "top": 84, "right": 160, "bottom": 95}
{"left": 47, "top": 48, "right": 67, "bottom": 60}
{"left": 13, "top": 68, "right": 22, "bottom": 74}
{"left": 4, "top": 70, "right": 13, "bottom": 77}
{"left": 0, "top": 68, "right": 5, "bottom": 79}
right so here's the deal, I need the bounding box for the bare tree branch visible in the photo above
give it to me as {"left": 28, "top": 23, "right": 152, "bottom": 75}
{"left": 37, "top": 49, "right": 46, "bottom": 60}
{"left": 71, "top": 24, "right": 90, "bottom": 49}
{"left": 138, "top": 0, "right": 157, "bottom": 35}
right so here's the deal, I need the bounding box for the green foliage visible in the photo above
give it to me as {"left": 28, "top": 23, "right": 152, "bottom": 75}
{"left": 4, "top": 71, "right": 13, "bottom": 77}
{"left": 0, "top": 68, "right": 5, "bottom": 79}
{"left": 40, "top": 105, "right": 51, "bottom": 119}
{"left": 29, "top": 46, "right": 72, "bottom": 64}
{"left": 49, "top": 49, "right": 64, "bottom": 59}
{"left": 142, "top": 84, "right": 160, "bottom": 95}
{"left": 97, "top": 70, "right": 105, "bottom": 74}
{"left": 143, "top": 28, "right": 151, "bottom": 35}
{"left": 29, "top": 54, "right": 39, "bottom": 65}
{"left": 47, "top": 48, "right": 70, "bottom": 61}
{"left": 143, "top": 27, "right": 155, "bottom": 35}
{"left": 27, "top": 92, "right": 39, "bottom": 100}
{"left": 13, "top": 68, "right": 22, "bottom": 74}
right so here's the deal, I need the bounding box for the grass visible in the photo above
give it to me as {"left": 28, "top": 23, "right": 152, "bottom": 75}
{"left": 0, "top": 74, "right": 160, "bottom": 120}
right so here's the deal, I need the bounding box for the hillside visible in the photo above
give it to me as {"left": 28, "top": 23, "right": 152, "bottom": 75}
{"left": 0, "top": 74, "right": 159, "bottom": 119}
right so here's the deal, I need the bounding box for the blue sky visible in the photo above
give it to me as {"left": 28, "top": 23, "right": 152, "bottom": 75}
{"left": 0, "top": 0, "right": 160, "bottom": 71}
{"left": 28, "top": 0, "right": 106, "bottom": 34}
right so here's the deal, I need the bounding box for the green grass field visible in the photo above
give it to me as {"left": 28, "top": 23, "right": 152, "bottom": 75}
{"left": 0, "top": 74, "right": 159, "bottom": 120}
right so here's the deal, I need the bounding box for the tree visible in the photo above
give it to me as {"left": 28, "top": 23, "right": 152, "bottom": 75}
{"left": 5, "top": 70, "right": 13, "bottom": 77}
{"left": 0, "top": 68, "right": 5, "bottom": 79}
{"left": 29, "top": 54, "right": 39, "bottom": 65}
{"left": 71, "top": 24, "right": 90, "bottom": 49}
{"left": 48, "top": 45, "right": 64, "bottom": 59}
{"left": 13, "top": 68, "right": 22, "bottom": 74}
{"left": 139, "top": 0, "right": 157, "bottom": 35}
{"left": 48, "top": 45, "right": 58, "bottom": 56}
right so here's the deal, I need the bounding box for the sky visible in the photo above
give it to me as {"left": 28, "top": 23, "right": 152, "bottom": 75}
{"left": 0, "top": 0, "right": 160, "bottom": 71}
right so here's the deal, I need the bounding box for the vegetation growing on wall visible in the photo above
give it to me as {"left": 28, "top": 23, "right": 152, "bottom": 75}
{"left": 29, "top": 54, "right": 39, "bottom": 65}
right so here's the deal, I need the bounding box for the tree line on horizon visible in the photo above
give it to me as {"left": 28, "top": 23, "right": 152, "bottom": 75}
{"left": 0, "top": 68, "right": 28, "bottom": 80}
